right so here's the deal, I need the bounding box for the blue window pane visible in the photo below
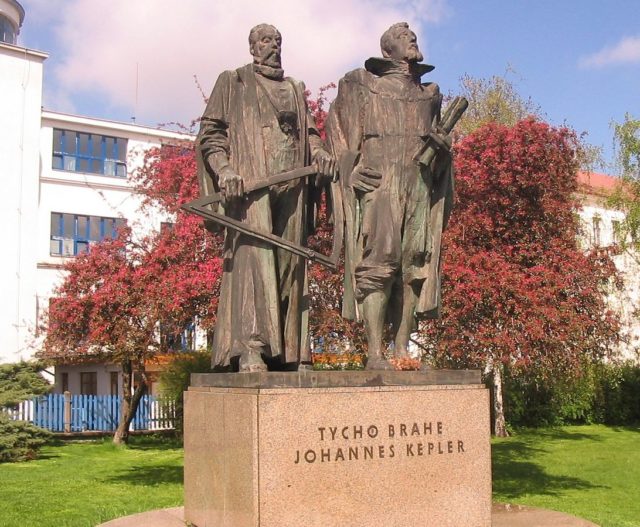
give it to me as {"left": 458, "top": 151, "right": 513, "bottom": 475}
{"left": 90, "top": 159, "right": 103, "bottom": 174}
{"left": 52, "top": 212, "right": 125, "bottom": 257}
{"left": 89, "top": 216, "right": 101, "bottom": 241}
{"left": 63, "top": 214, "right": 74, "bottom": 238}
{"left": 50, "top": 213, "right": 62, "bottom": 236}
{"left": 116, "top": 138, "right": 127, "bottom": 162}
{"left": 77, "top": 216, "right": 89, "bottom": 238}
{"left": 92, "top": 136, "right": 103, "bottom": 157}
{"left": 78, "top": 133, "right": 90, "bottom": 155}
{"left": 53, "top": 130, "right": 63, "bottom": 151}
{"left": 63, "top": 156, "right": 76, "bottom": 171}
{"left": 51, "top": 129, "right": 128, "bottom": 177}
{"left": 0, "top": 15, "right": 17, "bottom": 45}
{"left": 50, "top": 240, "right": 61, "bottom": 256}
{"left": 104, "top": 160, "right": 116, "bottom": 176}
{"left": 105, "top": 137, "right": 115, "bottom": 158}
{"left": 62, "top": 239, "right": 74, "bottom": 256}
{"left": 103, "top": 219, "right": 115, "bottom": 239}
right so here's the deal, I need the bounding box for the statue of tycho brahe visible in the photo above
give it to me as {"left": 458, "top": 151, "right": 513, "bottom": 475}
{"left": 196, "top": 24, "right": 335, "bottom": 373}
{"left": 327, "top": 22, "right": 456, "bottom": 370}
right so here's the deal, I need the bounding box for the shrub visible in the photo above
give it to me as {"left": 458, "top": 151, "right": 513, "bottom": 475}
{"left": 0, "top": 362, "right": 51, "bottom": 407}
{"left": 0, "top": 361, "right": 52, "bottom": 462}
{"left": 0, "top": 414, "right": 52, "bottom": 463}
{"left": 592, "top": 362, "right": 640, "bottom": 424}
{"left": 504, "top": 361, "right": 640, "bottom": 428}
{"left": 312, "top": 352, "right": 365, "bottom": 370}
{"left": 158, "top": 351, "right": 213, "bottom": 436}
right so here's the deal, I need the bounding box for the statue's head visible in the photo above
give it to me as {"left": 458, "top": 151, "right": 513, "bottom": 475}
{"left": 249, "top": 23, "right": 282, "bottom": 69}
{"left": 380, "top": 22, "right": 423, "bottom": 63}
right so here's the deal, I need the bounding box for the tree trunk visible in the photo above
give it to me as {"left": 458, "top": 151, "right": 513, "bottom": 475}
{"left": 491, "top": 362, "right": 509, "bottom": 437}
{"left": 113, "top": 359, "right": 147, "bottom": 445}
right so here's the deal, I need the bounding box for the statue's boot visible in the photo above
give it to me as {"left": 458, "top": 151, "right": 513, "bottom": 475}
{"left": 238, "top": 340, "right": 268, "bottom": 372}
{"left": 365, "top": 352, "right": 394, "bottom": 370}
{"left": 393, "top": 347, "right": 411, "bottom": 360}
{"left": 362, "top": 289, "right": 394, "bottom": 371}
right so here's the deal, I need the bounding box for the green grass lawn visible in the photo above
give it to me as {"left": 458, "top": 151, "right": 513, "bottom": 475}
{"left": 0, "top": 435, "right": 183, "bottom": 527}
{"left": 492, "top": 424, "right": 640, "bottom": 527}
{"left": 0, "top": 425, "right": 638, "bottom": 526}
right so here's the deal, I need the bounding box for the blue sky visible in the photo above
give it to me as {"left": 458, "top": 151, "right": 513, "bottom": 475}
{"left": 18, "top": 0, "right": 640, "bottom": 170}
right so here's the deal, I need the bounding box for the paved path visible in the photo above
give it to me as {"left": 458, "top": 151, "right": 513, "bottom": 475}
{"left": 99, "top": 504, "right": 600, "bottom": 526}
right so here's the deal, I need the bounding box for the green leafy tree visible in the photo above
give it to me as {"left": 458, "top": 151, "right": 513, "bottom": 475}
{"left": 454, "top": 70, "right": 541, "bottom": 137}
{"left": 453, "top": 71, "right": 603, "bottom": 172}
{"left": 608, "top": 113, "right": 640, "bottom": 252}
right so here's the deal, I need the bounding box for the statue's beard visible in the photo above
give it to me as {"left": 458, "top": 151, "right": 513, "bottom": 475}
{"left": 405, "top": 47, "right": 423, "bottom": 63}
{"left": 256, "top": 51, "right": 282, "bottom": 69}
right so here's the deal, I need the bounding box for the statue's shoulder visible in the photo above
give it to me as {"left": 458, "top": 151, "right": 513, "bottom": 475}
{"left": 211, "top": 68, "right": 240, "bottom": 88}
{"left": 232, "top": 64, "right": 254, "bottom": 82}
{"left": 340, "top": 68, "right": 375, "bottom": 90}
{"left": 284, "top": 76, "right": 306, "bottom": 92}
{"left": 421, "top": 81, "right": 441, "bottom": 96}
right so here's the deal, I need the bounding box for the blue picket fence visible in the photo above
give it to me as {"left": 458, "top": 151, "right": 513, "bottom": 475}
{"left": 13, "top": 394, "right": 175, "bottom": 433}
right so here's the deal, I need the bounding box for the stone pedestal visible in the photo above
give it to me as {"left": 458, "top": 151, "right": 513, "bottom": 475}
{"left": 184, "top": 370, "right": 491, "bottom": 527}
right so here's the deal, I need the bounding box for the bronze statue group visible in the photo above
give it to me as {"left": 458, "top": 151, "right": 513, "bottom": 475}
{"left": 195, "top": 22, "right": 457, "bottom": 372}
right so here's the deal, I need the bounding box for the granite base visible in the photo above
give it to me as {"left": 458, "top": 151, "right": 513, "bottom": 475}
{"left": 184, "top": 370, "right": 491, "bottom": 527}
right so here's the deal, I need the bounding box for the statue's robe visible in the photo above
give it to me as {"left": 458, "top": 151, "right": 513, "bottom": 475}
{"left": 326, "top": 58, "right": 454, "bottom": 322}
{"left": 197, "top": 64, "right": 323, "bottom": 368}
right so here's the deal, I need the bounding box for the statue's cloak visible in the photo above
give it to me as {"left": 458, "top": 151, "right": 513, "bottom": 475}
{"left": 197, "top": 64, "right": 313, "bottom": 366}
{"left": 326, "top": 59, "right": 454, "bottom": 322}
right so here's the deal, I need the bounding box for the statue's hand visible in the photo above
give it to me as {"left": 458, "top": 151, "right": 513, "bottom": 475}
{"left": 350, "top": 166, "right": 382, "bottom": 193}
{"left": 314, "top": 150, "right": 338, "bottom": 183}
{"left": 219, "top": 166, "right": 244, "bottom": 201}
{"left": 433, "top": 128, "right": 453, "bottom": 160}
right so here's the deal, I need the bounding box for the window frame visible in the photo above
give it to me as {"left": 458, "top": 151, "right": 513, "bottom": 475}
{"left": 61, "top": 372, "right": 69, "bottom": 393}
{"left": 50, "top": 212, "right": 126, "bottom": 257}
{"left": 110, "top": 372, "right": 119, "bottom": 396}
{"left": 52, "top": 128, "right": 127, "bottom": 178}
{"left": 80, "top": 372, "right": 97, "bottom": 396}
{"left": 0, "top": 14, "right": 17, "bottom": 45}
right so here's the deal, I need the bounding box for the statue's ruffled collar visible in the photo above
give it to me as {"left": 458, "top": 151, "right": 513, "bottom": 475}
{"left": 364, "top": 57, "right": 434, "bottom": 80}
{"left": 253, "top": 63, "right": 285, "bottom": 81}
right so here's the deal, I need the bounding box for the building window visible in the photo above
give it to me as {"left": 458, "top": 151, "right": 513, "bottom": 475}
{"left": 592, "top": 215, "right": 601, "bottom": 247}
{"left": 52, "top": 129, "right": 127, "bottom": 177}
{"left": 0, "top": 15, "right": 17, "bottom": 45}
{"left": 50, "top": 212, "right": 126, "bottom": 256}
{"left": 80, "top": 372, "right": 97, "bottom": 395}
{"left": 612, "top": 220, "right": 620, "bottom": 245}
{"left": 61, "top": 372, "right": 69, "bottom": 393}
{"left": 110, "top": 372, "right": 119, "bottom": 396}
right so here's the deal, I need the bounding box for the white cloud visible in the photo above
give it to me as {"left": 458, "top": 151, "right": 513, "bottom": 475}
{"left": 27, "top": 0, "right": 449, "bottom": 125}
{"left": 580, "top": 35, "right": 640, "bottom": 69}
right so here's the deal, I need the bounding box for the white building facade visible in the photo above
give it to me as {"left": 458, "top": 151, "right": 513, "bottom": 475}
{"left": 577, "top": 172, "right": 640, "bottom": 362}
{"left": 0, "top": 1, "right": 192, "bottom": 388}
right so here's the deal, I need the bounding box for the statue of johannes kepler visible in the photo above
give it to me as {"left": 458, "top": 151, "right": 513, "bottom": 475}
{"left": 196, "top": 24, "right": 336, "bottom": 372}
{"left": 327, "top": 22, "right": 461, "bottom": 370}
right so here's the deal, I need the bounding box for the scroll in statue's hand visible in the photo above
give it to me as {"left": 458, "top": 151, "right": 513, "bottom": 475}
{"left": 431, "top": 128, "right": 453, "bottom": 162}
{"left": 219, "top": 166, "right": 244, "bottom": 201}
{"left": 350, "top": 166, "right": 382, "bottom": 193}
{"left": 314, "top": 150, "right": 338, "bottom": 183}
